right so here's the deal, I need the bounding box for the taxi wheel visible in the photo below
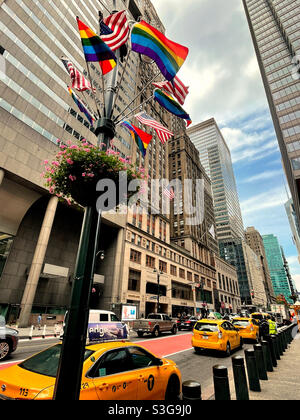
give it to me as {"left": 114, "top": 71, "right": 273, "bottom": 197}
{"left": 194, "top": 347, "right": 202, "bottom": 354}
{"left": 0, "top": 340, "right": 10, "bottom": 361}
{"left": 171, "top": 325, "right": 177, "bottom": 335}
{"left": 165, "top": 375, "right": 180, "bottom": 401}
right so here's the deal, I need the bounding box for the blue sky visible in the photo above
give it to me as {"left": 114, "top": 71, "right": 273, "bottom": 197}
{"left": 151, "top": 0, "right": 300, "bottom": 290}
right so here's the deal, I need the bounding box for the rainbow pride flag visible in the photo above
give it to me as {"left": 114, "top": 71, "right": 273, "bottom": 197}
{"left": 154, "top": 89, "right": 192, "bottom": 127}
{"left": 121, "top": 121, "right": 152, "bottom": 157}
{"left": 131, "top": 20, "right": 189, "bottom": 81}
{"left": 76, "top": 17, "right": 116, "bottom": 75}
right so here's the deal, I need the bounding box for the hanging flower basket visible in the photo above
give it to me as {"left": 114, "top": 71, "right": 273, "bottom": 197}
{"left": 42, "top": 140, "right": 143, "bottom": 208}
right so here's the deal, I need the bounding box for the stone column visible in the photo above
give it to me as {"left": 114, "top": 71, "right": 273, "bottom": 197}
{"left": 18, "top": 195, "right": 58, "bottom": 327}
{"left": 0, "top": 168, "right": 4, "bottom": 185}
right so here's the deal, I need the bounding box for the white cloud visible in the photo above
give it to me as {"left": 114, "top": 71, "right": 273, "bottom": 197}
{"left": 240, "top": 169, "right": 284, "bottom": 183}
{"left": 240, "top": 187, "right": 287, "bottom": 215}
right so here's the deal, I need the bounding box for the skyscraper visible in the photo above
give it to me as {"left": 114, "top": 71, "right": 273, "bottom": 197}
{"left": 242, "top": 0, "right": 300, "bottom": 224}
{"left": 245, "top": 226, "right": 275, "bottom": 305}
{"left": 285, "top": 197, "right": 300, "bottom": 263}
{"left": 262, "top": 234, "right": 292, "bottom": 303}
{"left": 187, "top": 118, "right": 245, "bottom": 241}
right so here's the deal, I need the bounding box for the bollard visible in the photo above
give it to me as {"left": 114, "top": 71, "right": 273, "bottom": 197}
{"left": 278, "top": 332, "right": 284, "bottom": 355}
{"left": 213, "top": 365, "right": 231, "bottom": 400}
{"left": 253, "top": 344, "right": 268, "bottom": 380}
{"left": 282, "top": 329, "right": 288, "bottom": 350}
{"left": 268, "top": 336, "right": 277, "bottom": 367}
{"left": 29, "top": 325, "right": 34, "bottom": 340}
{"left": 182, "top": 380, "right": 202, "bottom": 401}
{"left": 272, "top": 334, "right": 281, "bottom": 360}
{"left": 261, "top": 340, "right": 273, "bottom": 372}
{"left": 244, "top": 349, "right": 261, "bottom": 392}
{"left": 232, "top": 356, "right": 249, "bottom": 401}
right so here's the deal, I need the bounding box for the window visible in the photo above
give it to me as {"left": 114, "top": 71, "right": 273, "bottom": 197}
{"left": 146, "top": 255, "right": 155, "bottom": 268}
{"left": 170, "top": 265, "right": 177, "bottom": 276}
{"left": 128, "top": 347, "right": 156, "bottom": 369}
{"left": 130, "top": 249, "right": 141, "bottom": 264}
{"left": 89, "top": 349, "right": 129, "bottom": 378}
{"left": 128, "top": 269, "right": 141, "bottom": 291}
{"left": 159, "top": 260, "right": 167, "bottom": 273}
{"left": 179, "top": 268, "right": 185, "bottom": 279}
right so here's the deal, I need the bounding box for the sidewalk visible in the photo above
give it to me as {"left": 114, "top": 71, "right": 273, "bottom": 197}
{"left": 10, "top": 324, "right": 61, "bottom": 340}
{"left": 248, "top": 332, "right": 300, "bottom": 400}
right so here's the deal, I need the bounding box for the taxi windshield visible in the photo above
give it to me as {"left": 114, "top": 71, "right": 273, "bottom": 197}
{"left": 232, "top": 320, "right": 250, "bottom": 327}
{"left": 194, "top": 322, "right": 219, "bottom": 332}
{"left": 251, "top": 314, "right": 263, "bottom": 320}
{"left": 19, "top": 344, "right": 94, "bottom": 378}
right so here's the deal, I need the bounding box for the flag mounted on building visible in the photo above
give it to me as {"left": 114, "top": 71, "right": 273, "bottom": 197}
{"left": 163, "top": 184, "right": 175, "bottom": 201}
{"left": 121, "top": 121, "right": 152, "bottom": 157}
{"left": 152, "top": 76, "right": 189, "bottom": 106}
{"left": 68, "top": 86, "right": 95, "bottom": 126}
{"left": 154, "top": 89, "right": 192, "bottom": 127}
{"left": 135, "top": 111, "right": 173, "bottom": 144}
{"left": 131, "top": 20, "right": 189, "bottom": 81}
{"left": 61, "top": 57, "right": 95, "bottom": 92}
{"left": 208, "top": 224, "right": 215, "bottom": 239}
{"left": 100, "top": 10, "right": 130, "bottom": 51}
{"left": 76, "top": 17, "right": 117, "bottom": 75}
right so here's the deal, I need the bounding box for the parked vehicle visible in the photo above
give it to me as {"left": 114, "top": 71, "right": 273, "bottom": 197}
{"left": 177, "top": 316, "right": 198, "bottom": 331}
{"left": 192, "top": 319, "right": 243, "bottom": 356}
{"left": 60, "top": 310, "right": 128, "bottom": 341}
{"left": 207, "top": 311, "right": 222, "bottom": 320}
{"left": 0, "top": 326, "right": 19, "bottom": 361}
{"left": 132, "top": 313, "right": 177, "bottom": 338}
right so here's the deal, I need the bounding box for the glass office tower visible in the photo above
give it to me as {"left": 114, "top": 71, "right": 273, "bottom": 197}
{"left": 262, "top": 234, "right": 292, "bottom": 302}
{"left": 187, "top": 118, "right": 245, "bottom": 241}
{"left": 242, "top": 0, "right": 300, "bottom": 225}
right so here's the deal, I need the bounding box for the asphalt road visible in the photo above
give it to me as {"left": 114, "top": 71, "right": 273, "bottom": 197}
{"left": 1, "top": 330, "right": 254, "bottom": 398}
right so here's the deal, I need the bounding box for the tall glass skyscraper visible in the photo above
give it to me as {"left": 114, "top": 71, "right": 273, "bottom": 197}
{"left": 242, "top": 0, "right": 300, "bottom": 225}
{"left": 187, "top": 118, "right": 245, "bottom": 241}
{"left": 262, "top": 234, "right": 292, "bottom": 302}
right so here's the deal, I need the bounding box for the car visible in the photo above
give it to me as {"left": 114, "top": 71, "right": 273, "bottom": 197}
{"left": 231, "top": 317, "right": 260, "bottom": 342}
{"left": 0, "top": 325, "right": 19, "bottom": 361}
{"left": 191, "top": 319, "right": 243, "bottom": 357}
{"left": 177, "top": 316, "right": 199, "bottom": 331}
{"left": 0, "top": 341, "right": 182, "bottom": 400}
{"left": 250, "top": 312, "right": 271, "bottom": 321}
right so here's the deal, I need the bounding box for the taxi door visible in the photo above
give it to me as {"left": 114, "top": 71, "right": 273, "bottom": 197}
{"left": 222, "top": 322, "right": 238, "bottom": 349}
{"left": 228, "top": 322, "right": 240, "bottom": 348}
{"left": 90, "top": 348, "right": 138, "bottom": 400}
{"left": 128, "top": 346, "right": 166, "bottom": 400}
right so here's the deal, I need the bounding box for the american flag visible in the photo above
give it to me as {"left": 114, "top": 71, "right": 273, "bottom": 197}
{"left": 135, "top": 111, "right": 173, "bottom": 144}
{"left": 152, "top": 76, "right": 189, "bottom": 106}
{"left": 163, "top": 184, "right": 175, "bottom": 200}
{"left": 61, "top": 57, "right": 95, "bottom": 92}
{"left": 100, "top": 10, "right": 129, "bottom": 51}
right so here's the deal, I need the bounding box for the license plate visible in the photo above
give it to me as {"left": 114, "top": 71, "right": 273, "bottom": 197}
{"left": 202, "top": 335, "right": 208, "bottom": 339}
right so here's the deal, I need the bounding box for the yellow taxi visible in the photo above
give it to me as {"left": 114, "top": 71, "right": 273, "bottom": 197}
{"left": 0, "top": 341, "right": 181, "bottom": 400}
{"left": 251, "top": 312, "right": 271, "bottom": 321}
{"left": 231, "top": 317, "right": 260, "bottom": 342}
{"left": 191, "top": 319, "right": 243, "bottom": 356}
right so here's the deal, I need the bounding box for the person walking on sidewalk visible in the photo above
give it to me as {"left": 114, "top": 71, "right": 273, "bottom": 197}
{"left": 37, "top": 314, "right": 42, "bottom": 330}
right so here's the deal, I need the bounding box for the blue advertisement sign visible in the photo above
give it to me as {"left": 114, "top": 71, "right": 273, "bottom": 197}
{"left": 88, "top": 322, "right": 128, "bottom": 342}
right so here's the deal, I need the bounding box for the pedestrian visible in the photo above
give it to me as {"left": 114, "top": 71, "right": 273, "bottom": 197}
{"left": 268, "top": 316, "right": 278, "bottom": 335}
{"left": 37, "top": 314, "right": 42, "bottom": 330}
{"left": 259, "top": 318, "right": 270, "bottom": 340}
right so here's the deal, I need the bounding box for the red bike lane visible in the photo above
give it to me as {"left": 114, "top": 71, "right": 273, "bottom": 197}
{"left": 0, "top": 333, "right": 193, "bottom": 371}
{"left": 137, "top": 332, "right": 193, "bottom": 357}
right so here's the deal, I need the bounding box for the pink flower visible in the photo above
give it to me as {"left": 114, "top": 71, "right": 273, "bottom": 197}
{"left": 49, "top": 186, "right": 55, "bottom": 194}
{"left": 69, "top": 175, "right": 76, "bottom": 181}
{"left": 52, "top": 161, "right": 60, "bottom": 167}
{"left": 84, "top": 148, "right": 91, "bottom": 152}
{"left": 66, "top": 158, "right": 74, "bottom": 165}
{"left": 46, "top": 177, "right": 52, "bottom": 183}
{"left": 82, "top": 173, "right": 86, "bottom": 177}
{"left": 87, "top": 173, "right": 95, "bottom": 178}
{"left": 44, "top": 160, "right": 49, "bottom": 165}
{"left": 66, "top": 198, "right": 72, "bottom": 206}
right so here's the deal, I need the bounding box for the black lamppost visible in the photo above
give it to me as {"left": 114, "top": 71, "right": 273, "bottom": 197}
{"left": 153, "top": 268, "right": 163, "bottom": 313}
{"left": 53, "top": 2, "right": 121, "bottom": 401}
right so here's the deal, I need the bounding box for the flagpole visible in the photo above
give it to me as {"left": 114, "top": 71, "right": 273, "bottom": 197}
{"left": 115, "top": 93, "right": 155, "bottom": 125}
{"left": 86, "top": 62, "right": 101, "bottom": 118}
{"left": 113, "top": 69, "right": 161, "bottom": 123}
{"left": 111, "top": 49, "right": 131, "bottom": 118}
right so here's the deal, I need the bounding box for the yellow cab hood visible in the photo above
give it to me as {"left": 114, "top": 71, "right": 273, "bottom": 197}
{"left": 0, "top": 364, "right": 55, "bottom": 400}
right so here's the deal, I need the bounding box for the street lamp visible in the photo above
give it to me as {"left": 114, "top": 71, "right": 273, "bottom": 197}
{"left": 153, "top": 268, "right": 163, "bottom": 313}
{"left": 53, "top": 2, "right": 122, "bottom": 401}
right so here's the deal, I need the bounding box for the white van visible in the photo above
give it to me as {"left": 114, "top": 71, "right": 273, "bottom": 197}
{"left": 60, "top": 310, "right": 129, "bottom": 341}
